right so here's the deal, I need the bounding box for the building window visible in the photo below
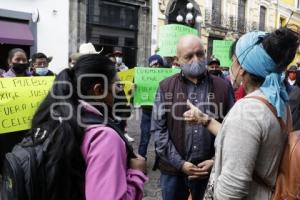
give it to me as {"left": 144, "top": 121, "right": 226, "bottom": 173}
{"left": 298, "top": 0, "right": 300, "bottom": 8}
{"left": 88, "top": 0, "right": 138, "bottom": 30}
{"left": 87, "top": 0, "right": 139, "bottom": 67}
{"left": 237, "top": 0, "right": 246, "bottom": 32}
{"left": 212, "top": 0, "right": 222, "bottom": 26}
{"left": 259, "top": 6, "right": 266, "bottom": 31}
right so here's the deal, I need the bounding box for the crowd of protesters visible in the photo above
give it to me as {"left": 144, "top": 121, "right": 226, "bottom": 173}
{"left": 0, "top": 26, "right": 300, "bottom": 200}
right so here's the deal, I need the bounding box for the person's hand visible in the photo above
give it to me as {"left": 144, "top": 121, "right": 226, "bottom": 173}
{"left": 130, "top": 154, "right": 147, "bottom": 174}
{"left": 181, "top": 162, "right": 197, "bottom": 175}
{"left": 188, "top": 160, "right": 214, "bottom": 180}
{"left": 183, "top": 100, "right": 210, "bottom": 125}
{"left": 181, "top": 162, "right": 209, "bottom": 177}
{"left": 197, "top": 160, "right": 214, "bottom": 172}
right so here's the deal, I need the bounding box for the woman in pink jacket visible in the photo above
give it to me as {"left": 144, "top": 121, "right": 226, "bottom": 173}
{"left": 29, "top": 54, "right": 147, "bottom": 200}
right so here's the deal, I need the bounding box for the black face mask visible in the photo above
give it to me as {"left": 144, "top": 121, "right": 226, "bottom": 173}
{"left": 12, "top": 63, "right": 29, "bottom": 74}
{"left": 209, "top": 70, "right": 223, "bottom": 77}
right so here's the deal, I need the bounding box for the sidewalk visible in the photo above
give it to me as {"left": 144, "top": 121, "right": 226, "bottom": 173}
{"left": 127, "top": 108, "right": 162, "bottom": 200}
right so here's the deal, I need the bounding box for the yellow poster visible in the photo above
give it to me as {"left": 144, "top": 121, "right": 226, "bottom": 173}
{"left": 0, "top": 76, "right": 55, "bottom": 134}
{"left": 118, "top": 68, "right": 135, "bottom": 102}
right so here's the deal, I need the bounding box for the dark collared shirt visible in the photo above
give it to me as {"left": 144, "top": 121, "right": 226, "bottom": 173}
{"left": 152, "top": 75, "right": 217, "bottom": 169}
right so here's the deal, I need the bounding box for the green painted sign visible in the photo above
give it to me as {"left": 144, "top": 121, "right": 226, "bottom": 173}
{"left": 133, "top": 67, "right": 180, "bottom": 106}
{"left": 212, "top": 40, "right": 234, "bottom": 68}
{"left": 158, "top": 24, "right": 198, "bottom": 57}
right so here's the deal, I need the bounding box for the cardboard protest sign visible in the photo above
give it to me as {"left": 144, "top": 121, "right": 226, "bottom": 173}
{"left": 0, "top": 77, "right": 54, "bottom": 134}
{"left": 158, "top": 24, "right": 198, "bottom": 57}
{"left": 212, "top": 40, "right": 233, "bottom": 68}
{"left": 133, "top": 67, "right": 180, "bottom": 106}
{"left": 118, "top": 68, "right": 135, "bottom": 102}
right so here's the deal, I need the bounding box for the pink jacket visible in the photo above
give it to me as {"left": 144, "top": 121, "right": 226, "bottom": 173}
{"left": 80, "top": 101, "right": 148, "bottom": 200}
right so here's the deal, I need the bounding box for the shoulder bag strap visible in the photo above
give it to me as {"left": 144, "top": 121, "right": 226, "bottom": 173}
{"left": 246, "top": 96, "right": 291, "bottom": 192}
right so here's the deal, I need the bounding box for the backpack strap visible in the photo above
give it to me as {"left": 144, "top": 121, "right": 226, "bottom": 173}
{"left": 80, "top": 111, "right": 136, "bottom": 159}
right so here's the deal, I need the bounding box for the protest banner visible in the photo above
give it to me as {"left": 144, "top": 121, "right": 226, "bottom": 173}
{"left": 212, "top": 40, "right": 233, "bottom": 67}
{"left": 133, "top": 67, "right": 180, "bottom": 106}
{"left": 118, "top": 68, "right": 135, "bottom": 102}
{"left": 158, "top": 24, "right": 198, "bottom": 57}
{"left": 0, "top": 76, "right": 54, "bottom": 134}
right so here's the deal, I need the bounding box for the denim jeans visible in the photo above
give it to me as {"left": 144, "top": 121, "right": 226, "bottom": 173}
{"left": 160, "top": 173, "right": 209, "bottom": 200}
{"left": 138, "top": 109, "right": 152, "bottom": 158}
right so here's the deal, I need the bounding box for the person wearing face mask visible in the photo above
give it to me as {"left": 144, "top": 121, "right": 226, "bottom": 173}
{"left": 0, "top": 48, "right": 30, "bottom": 170}
{"left": 151, "top": 35, "right": 234, "bottom": 200}
{"left": 288, "top": 70, "right": 300, "bottom": 130}
{"left": 113, "top": 50, "right": 128, "bottom": 72}
{"left": 1, "top": 54, "right": 147, "bottom": 200}
{"left": 229, "top": 40, "right": 246, "bottom": 101}
{"left": 183, "top": 28, "right": 299, "bottom": 200}
{"left": 284, "top": 65, "right": 297, "bottom": 93}
{"left": 207, "top": 57, "right": 223, "bottom": 78}
{"left": 31, "top": 53, "right": 54, "bottom": 76}
{"left": 137, "top": 54, "right": 165, "bottom": 159}
{"left": 111, "top": 50, "right": 134, "bottom": 142}
{"left": 1, "top": 48, "right": 29, "bottom": 77}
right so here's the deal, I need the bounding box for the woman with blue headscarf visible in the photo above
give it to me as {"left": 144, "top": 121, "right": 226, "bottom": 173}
{"left": 183, "top": 28, "right": 299, "bottom": 199}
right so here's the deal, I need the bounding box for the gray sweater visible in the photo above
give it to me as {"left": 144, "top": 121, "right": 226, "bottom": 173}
{"left": 214, "top": 90, "right": 287, "bottom": 200}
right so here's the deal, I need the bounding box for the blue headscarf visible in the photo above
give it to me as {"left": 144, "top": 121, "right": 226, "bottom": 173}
{"left": 235, "top": 31, "right": 288, "bottom": 118}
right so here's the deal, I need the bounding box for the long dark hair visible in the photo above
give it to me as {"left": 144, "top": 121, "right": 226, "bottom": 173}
{"left": 31, "top": 54, "right": 116, "bottom": 200}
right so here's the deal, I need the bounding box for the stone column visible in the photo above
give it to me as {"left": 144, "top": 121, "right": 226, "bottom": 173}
{"left": 137, "top": 4, "right": 152, "bottom": 67}
{"left": 69, "top": 0, "right": 87, "bottom": 55}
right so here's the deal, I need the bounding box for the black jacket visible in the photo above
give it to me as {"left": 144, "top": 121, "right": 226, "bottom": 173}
{"left": 289, "top": 85, "right": 300, "bottom": 130}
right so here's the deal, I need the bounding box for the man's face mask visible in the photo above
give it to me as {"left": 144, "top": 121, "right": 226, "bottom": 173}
{"left": 116, "top": 57, "right": 123, "bottom": 64}
{"left": 35, "top": 67, "right": 49, "bottom": 76}
{"left": 12, "top": 63, "right": 29, "bottom": 74}
{"left": 181, "top": 60, "right": 207, "bottom": 77}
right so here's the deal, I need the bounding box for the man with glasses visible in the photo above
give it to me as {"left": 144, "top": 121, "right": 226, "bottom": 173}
{"left": 31, "top": 53, "right": 54, "bottom": 76}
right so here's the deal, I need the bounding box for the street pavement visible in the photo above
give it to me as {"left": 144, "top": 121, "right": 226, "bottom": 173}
{"left": 127, "top": 108, "right": 163, "bottom": 200}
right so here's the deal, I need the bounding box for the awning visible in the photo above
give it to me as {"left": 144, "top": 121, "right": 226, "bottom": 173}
{"left": 0, "top": 20, "right": 34, "bottom": 45}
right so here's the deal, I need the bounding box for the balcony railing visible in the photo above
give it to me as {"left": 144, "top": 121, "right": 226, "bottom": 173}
{"left": 205, "top": 9, "right": 274, "bottom": 33}
{"left": 205, "top": 9, "right": 237, "bottom": 31}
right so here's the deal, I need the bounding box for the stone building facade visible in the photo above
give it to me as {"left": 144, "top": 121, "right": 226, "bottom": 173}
{"left": 157, "top": 0, "right": 277, "bottom": 58}
{"left": 69, "top": 0, "right": 152, "bottom": 68}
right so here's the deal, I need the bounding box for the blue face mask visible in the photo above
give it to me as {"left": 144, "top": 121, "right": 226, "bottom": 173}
{"left": 35, "top": 67, "right": 49, "bottom": 76}
{"left": 181, "top": 60, "right": 207, "bottom": 77}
